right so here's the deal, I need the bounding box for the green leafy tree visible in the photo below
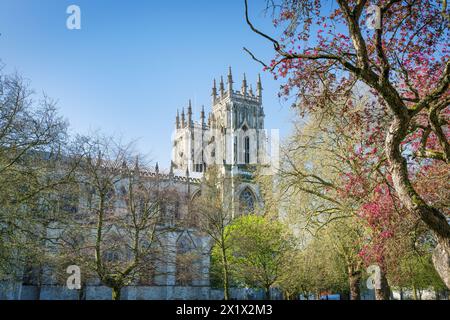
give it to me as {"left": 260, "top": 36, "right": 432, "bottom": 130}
{"left": 216, "top": 215, "right": 295, "bottom": 299}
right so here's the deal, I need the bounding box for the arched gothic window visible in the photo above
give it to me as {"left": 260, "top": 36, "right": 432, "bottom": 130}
{"left": 176, "top": 235, "right": 196, "bottom": 286}
{"left": 239, "top": 188, "right": 255, "bottom": 215}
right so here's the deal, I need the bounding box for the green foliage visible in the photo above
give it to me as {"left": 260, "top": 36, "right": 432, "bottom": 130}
{"left": 212, "top": 215, "right": 295, "bottom": 295}
{"left": 386, "top": 228, "right": 447, "bottom": 295}
{"left": 276, "top": 220, "right": 355, "bottom": 299}
{"left": 400, "top": 254, "right": 446, "bottom": 292}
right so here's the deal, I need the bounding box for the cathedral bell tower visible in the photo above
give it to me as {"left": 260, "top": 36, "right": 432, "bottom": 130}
{"left": 171, "top": 67, "right": 267, "bottom": 216}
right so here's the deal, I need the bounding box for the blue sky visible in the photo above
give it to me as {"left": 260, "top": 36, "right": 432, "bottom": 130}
{"left": 0, "top": 0, "right": 294, "bottom": 168}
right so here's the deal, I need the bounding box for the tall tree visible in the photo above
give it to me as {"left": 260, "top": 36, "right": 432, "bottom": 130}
{"left": 219, "top": 215, "right": 295, "bottom": 299}
{"left": 244, "top": 0, "right": 450, "bottom": 288}
{"left": 60, "top": 136, "right": 169, "bottom": 300}
{"left": 191, "top": 166, "right": 234, "bottom": 300}
{"left": 278, "top": 226, "right": 351, "bottom": 300}
{"left": 0, "top": 70, "right": 75, "bottom": 282}
{"left": 279, "top": 99, "right": 392, "bottom": 298}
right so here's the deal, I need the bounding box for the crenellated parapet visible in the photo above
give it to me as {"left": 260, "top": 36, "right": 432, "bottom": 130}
{"left": 137, "top": 167, "right": 202, "bottom": 184}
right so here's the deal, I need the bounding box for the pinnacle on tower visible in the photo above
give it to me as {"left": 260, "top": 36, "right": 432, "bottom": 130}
{"left": 187, "top": 100, "right": 193, "bottom": 127}
{"left": 188, "top": 99, "right": 192, "bottom": 115}
{"left": 201, "top": 105, "right": 205, "bottom": 125}
{"left": 241, "top": 73, "right": 248, "bottom": 96}
{"left": 181, "top": 107, "right": 186, "bottom": 128}
{"left": 249, "top": 84, "right": 254, "bottom": 96}
{"left": 227, "top": 66, "right": 233, "bottom": 93}
{"left": 257, "top": 73, "right": 263, "bottom": 100}
{"left": 219, "top": 76, "right": 225, "bottom": 97}
{"left": 212, "top": 79, "right": 217, "bottom": 103}
{"left": 176, "top": 109, "right": 180, "bottom": 129}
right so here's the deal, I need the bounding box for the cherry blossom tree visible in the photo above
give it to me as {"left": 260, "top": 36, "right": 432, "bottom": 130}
{"left": 244, "top": 0, "right": 450, "bottom": 288}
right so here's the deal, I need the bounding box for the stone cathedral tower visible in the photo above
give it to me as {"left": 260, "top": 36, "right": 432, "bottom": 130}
{"left": 171, "top": 67, "right": 267, "bottom": 216}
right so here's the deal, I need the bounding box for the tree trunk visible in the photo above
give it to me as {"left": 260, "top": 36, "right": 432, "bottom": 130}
{"left": 375, "top": 267, "right": 390, "bottom": 300}
{"left": 221, "top": 245, "right": 230, "bottom": 300}
{"left": 78, "top": 283, "right": 86, "bottom": 300}
{"left": 385, "top": 116, "right": 450, "bottom": 289}
{"left": 264, "top": 286, "right": 271, "bottom": 300}
{"left": 348, "top": 270, "right": 361, "bottom": 300}
{"left": 112, "top": 287, "right": 121, "bottom": 300}
{"left": 432, "top": 240, "right": 450, "bottom": 290}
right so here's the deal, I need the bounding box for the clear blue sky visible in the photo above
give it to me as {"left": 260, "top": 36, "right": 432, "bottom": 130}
{"left": 0, "top": 0, "right": 294, "bottom": 168}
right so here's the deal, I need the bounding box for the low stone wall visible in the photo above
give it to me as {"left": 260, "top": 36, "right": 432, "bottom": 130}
{"left": 0, "top": 283, "right": 272, "bottom": 300}
{"left": 0, "top": 281, "right": 21, "bottom": 300}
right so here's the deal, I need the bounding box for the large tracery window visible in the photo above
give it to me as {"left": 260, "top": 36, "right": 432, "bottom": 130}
{"left": 175, "top": 235, "right": 196, "bottom": 286}
{"left": 239, "top": 188, "right": 255, "bottom": 215}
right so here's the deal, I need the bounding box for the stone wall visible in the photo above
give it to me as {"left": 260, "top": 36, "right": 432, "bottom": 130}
{"left": 0, "top": 283, "right": 272, "bottom": 300}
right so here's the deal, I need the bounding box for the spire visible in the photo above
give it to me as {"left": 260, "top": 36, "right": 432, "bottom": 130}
{"left": 241, "top": 73, "right": 248, "bottom": 96}
{"left": 257, "top": 73, "right": 263, "bottom": 100}
{"left": 212, "top": 79, "right": 217, "bottom": 104}
{"left": 219, "top": 76, "right": 225, "bottom": 97}
{"left": 155, "top": 162, "right": 159, "bottom": 173}
{"left": 201, "top": 105, "right": 205, "bottom": 126}
{"left": 227, "top": 66, "right": 233, "bottom": 94}
{"left": 181, "top": 107, "right": 186, "bottom": 128}
{"left": 187, "top": 100, "right": 192, "bottom": 127}
{"left": 249, "top": 84, "right": 254, "bottom": 96}
{"left": 176, "top": 109, "right": 180, "bottom": 129}
{"left": 188, "top": 99, "right": 192, "bottom": 115}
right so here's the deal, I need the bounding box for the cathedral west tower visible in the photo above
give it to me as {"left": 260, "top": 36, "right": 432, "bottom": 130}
{"left": 171, "top": 67, "right": 267, "bottom": 216}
